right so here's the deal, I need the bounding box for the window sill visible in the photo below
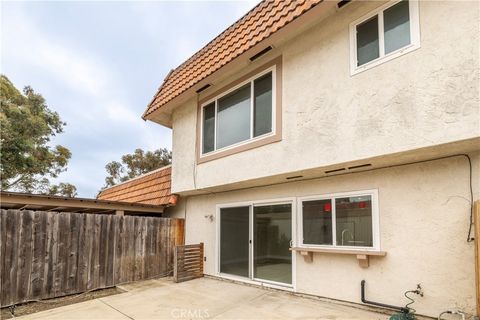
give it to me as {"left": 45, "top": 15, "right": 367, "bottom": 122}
{"left": 197, "top": 132, "right": 281, "bottom": 164}
{"left": 290, "top": 247, "right": 387, "bottom": 268}
{"left": 350, "top": 43, "right": 421, "bottom": 76}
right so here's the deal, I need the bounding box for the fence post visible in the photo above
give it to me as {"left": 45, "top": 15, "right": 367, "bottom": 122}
{"left": 173, "top": 246, "right": 178, "bottom": 283}
{"left": 200, "top": 242, "right": 204, "bottom": 271}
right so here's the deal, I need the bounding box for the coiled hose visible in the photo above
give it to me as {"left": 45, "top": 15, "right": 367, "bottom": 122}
{"left": 438, "top": 310, "right": 466, "bottom": 320}
{"left": 404, "top": 290, "right": 418, "bottom": 314}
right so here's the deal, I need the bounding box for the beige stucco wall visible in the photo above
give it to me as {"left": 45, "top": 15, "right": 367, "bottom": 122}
{"left": 171, "top": 0, "right": 480, "bottom": 194}
{"left": 165, "top": 1, "right": 480, "bottom": 317}
{"left": 166, "top": 154, "right": 480, "bottom": 317}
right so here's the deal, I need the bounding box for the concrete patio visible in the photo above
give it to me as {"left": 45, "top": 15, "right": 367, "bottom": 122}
{"left": 18, "top": 277, "right": 401, "bottom": 319}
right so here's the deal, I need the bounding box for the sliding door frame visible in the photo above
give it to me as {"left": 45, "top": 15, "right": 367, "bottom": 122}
{"left": 215, "top": 197, "right": 297, "bottom": 291}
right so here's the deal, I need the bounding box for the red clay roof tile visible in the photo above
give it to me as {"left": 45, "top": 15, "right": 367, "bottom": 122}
{"left": 143, "top": 0, "right": 323, "bottom": 119}
{"left": 97, "top": 166, "right": 173, "bottom": 206}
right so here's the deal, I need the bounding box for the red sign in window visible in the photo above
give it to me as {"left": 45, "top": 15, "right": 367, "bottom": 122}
{"left": 323, "top": 203, "right": 332, "bottom": 212}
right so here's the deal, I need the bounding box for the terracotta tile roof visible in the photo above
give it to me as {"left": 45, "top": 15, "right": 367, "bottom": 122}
{"left": 143, "top": 0, "right": 323, "bottom": 118}
{"left": 97, "top": 166, "right": 174, "bottom": 206}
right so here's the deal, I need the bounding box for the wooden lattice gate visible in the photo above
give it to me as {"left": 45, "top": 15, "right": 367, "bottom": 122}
{"left": 173, "top": 243, "right": 204, "bottom": 283}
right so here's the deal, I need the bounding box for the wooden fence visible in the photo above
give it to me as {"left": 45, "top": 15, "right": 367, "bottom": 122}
{"left": 0, "top": 209, "right": 184, "bottom": 307}
{"left": 173, "top": 243, "right": 204, "bottom": 283}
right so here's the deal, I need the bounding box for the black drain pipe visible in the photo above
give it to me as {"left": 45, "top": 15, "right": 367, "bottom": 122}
{"left": 361, "top": 280, "right": 409, "bottom": 313}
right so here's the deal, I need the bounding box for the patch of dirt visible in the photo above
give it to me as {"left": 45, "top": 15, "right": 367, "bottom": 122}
{"left": 0, "top": 287, "right": 124, "bottom": 319}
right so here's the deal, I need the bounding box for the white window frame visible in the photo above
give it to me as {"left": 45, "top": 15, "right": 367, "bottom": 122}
{"left": 349, "top": 0, "right": 420, "bottom": 75}
{"left": 215, "top": 197, "right": 296, "bottom": 290}
{"left": 297, "top": 189, "right": 380, "bottom": 251}
{"left": 200, "top": 66, "right": 276, "bottom": 156}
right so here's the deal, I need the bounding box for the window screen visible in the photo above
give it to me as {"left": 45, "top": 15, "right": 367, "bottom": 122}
{"left": 302, "top": 199, "right": 333, "bottom": 245}
{"left": 335, "top": 196, "right": 373, "bottom": 247}
{"left": 384, "top": 0, "right": 411, "bottom": 54}
{"left": 253, "top": 73, "right": 273, "bottom": 137}
{"left": 356, "top": 16, "right": 379, "bottom": 66}
{"left": 202, "top": 102, "right": 215, "bottom": 154}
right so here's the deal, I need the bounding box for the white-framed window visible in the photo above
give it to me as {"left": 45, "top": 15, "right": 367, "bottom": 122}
{"left": 297, "top": 190, "right": 380, "bottom": 251}
{"left": 349, "top": 0, "right": 420, "bottom": 75}
{"left": 201, "top": 66, "right": 276, "bottom": 155}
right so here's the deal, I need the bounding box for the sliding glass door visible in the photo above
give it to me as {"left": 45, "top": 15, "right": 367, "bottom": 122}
{"left": 218, "top": 202, "right": 292, "bottom": 286}
{"left": 219, "top": 206, "right": 250, "bottom": 277}
{"left": 253, "top": 204, "right": 292, "bottom": 284}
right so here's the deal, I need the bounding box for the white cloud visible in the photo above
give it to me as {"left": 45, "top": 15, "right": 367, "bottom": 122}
{"left": 2, "top": 7, "right": 131, "bottom": 125}
{"left": 1, "top": 1, "right": 258, "bottom": 197}
{"left": 129, "top": 0, "right": 261, "bottom": 67}
{"left": 104, "top": 100, "right": 139, "bottom": 124}
{"left": 37, "top": 42, "right": 109, "bottom": 98}
{"left": 3, "top": 13, "right": 107, "bottom": 97}
{"left": 1, "top": 5, "right": 165, "bottom": 196}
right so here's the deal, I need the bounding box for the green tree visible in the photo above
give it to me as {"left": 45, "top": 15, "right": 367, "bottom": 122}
{"left": 0, "top": 75, "right": 77, "bottom": 196}
{"left": 48, "top": 182, "right": 78, "bottom": 198}
{"left": 103, "top": 148, "right": 171, "bottom": 188}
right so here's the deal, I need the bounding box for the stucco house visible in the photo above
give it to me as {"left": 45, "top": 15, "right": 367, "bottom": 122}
{"left": 142, "top": 0, "right": 480, "bottom": 318}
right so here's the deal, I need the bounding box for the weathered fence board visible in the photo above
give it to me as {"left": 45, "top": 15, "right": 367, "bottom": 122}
{"left": 0, "top": 209, "right": 184, "bottom": 307}
{"left": 173, "top": 243, "right": 204, "bottom": 283}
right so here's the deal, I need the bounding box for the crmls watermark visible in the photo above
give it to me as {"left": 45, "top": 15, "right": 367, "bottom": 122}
{"left": 170, "top": 308, "right": 210, "bottom": 319}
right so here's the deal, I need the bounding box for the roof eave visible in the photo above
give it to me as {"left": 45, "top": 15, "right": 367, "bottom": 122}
{"left": 142, "top": 102, "right": 175, "bottom": 128}
{"left": 142, "top": 0, "right": 337, "bottom": 126}
{"left": 0, "top": 191, "right": 166, "bottom": 214}
{"left": 142, "top": 38, "right": 284, "bottom": 128}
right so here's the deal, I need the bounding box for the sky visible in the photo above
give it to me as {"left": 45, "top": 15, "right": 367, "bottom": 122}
{"left": 1, "top": 0, "right": 258, "bottom": 198}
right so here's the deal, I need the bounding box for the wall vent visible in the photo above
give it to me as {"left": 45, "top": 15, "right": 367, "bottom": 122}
{"left": 348, "top": 163, "right": 372, "bottom": 170}
{"left": 325, "top": 168, "right": 346, "bottom": 174}
{"left": 286, "top": 175, "right": 303, "bottom": 180}
{"left": 249, "top": 46, "right": 273, "bottom": 61}
{"left": 196, "top": 84, "right": 211, "bottom": 93}
{"left": 337, "top": 0, "right": 351, "bottom": 9}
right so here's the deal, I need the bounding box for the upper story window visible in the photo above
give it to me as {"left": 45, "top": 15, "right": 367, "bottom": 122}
{"left": 203, "top": 71, "right": 273, "bottom": 154}
{"left": 350, "top": 0, "right": 420, "bottom": 75}
{"left": 298, "top": 190, "right": 380, "bottom": 250}
{"left": 198, "top": 58, "right": 281, "bottom": 162}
